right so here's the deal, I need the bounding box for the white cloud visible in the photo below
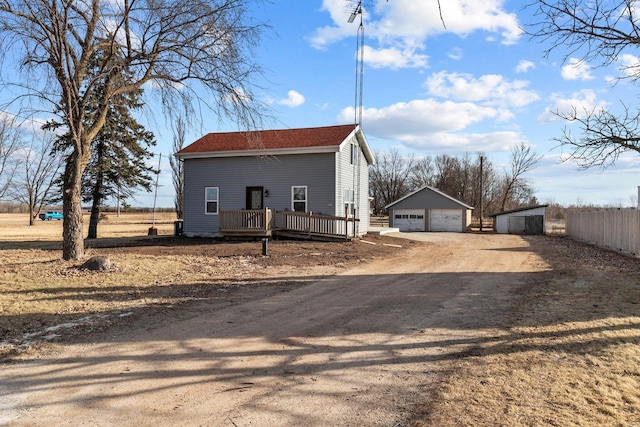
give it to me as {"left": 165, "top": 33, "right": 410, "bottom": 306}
{"left": 447, "top": 47, "right": 463, "bottom": 60}
{"left": 277, "top": 90, "right": 305, "bottom": 108}
{"left": 362, "top": 45, "right": 428, "bottom": 69}
{"left": 399, "top": 131, "right": 520, "bottom": 153}
{"left": 308, "top": 0, "right": 359, "bottom": 50}
{"left": 561, "top": 58, "right": 594, "bottom": 81}
{"left": 338, "top": 97, "right": 512, "bottom": 151}
{"left": 425, "top": 71, "right": 540, "bottom": 108}
{"left": 310, "top": 0, "right": 522, "bottom": 70}
{"left": 515, "top": 60, "right": 535, "bottom": 73}
{"left": 362, "top": 99, "right": 499, "bottom": 133}
{"left": 617, "top": 53, "right": 640, "bottom": 78}
{"left": 538, "top": 89, "right": 606, "bottom": 122}
{"left": 0, "top": 111, "right": 50, "bottom": 137}
{"left": 368, "top": 0, "right": 522, "bottom": 44}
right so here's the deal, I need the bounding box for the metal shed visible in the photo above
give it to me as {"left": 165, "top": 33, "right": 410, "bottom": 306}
{"left": 491, "top": 205, "right": 548, "bottom": 235}
{"left": 385, "top": 185, "right": 473, "bottom": 232}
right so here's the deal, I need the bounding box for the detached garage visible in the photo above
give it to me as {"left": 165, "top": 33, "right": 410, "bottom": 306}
{"left": 386, "top": 185, "right": 473, "bottom": 232}
{"left": 491, "top": 205, "right": 548, "bottom": 234}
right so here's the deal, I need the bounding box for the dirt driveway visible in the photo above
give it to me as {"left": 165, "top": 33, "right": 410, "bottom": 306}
{"left": 1, "top": 232, "right": 639, "bottom": 426}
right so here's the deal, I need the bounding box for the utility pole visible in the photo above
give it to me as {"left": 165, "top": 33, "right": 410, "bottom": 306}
{"left": 479, "top": 155, "right": 484, "bottom": 232}
{"left": 148, "top": 153, "right": 161, "bottom": 236}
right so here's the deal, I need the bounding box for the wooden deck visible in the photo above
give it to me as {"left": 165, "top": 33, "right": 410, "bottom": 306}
{"left": 219, "top": 209, "right": 359, "bottom": 240}
{"left": 219, "top": 209, "right": 273, "bottom": 237}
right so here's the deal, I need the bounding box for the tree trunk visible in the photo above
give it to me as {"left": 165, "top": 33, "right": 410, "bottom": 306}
{"left": 87, "top": 178, "right": 104, "bottom": 239}
{"left": 62, "top": 153, "right": 86, "bottom": 260}
{"left": 175, "top": 188, "right": 183, "bottom": 219}
{"left": 87, "top": 201, "right": 100, "bottom": 239}
{"left": 500, "top": 179, "right": 514, "bottom": 212}
{"left": 87, "top": 143, "right": 105, "bottom": 239}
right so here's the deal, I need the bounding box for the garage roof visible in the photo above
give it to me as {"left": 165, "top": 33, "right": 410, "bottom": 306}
{"left": 385, "top": 185, "right": 473, "bottom": 210}
{"left": 489, "top": 204, "right": 549, "bottom": 217}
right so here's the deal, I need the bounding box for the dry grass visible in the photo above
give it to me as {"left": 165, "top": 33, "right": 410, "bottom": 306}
{"left": 0, "top": 212, "right": 403, "bottom": 358}
{"left": 0, "top": 212, "right": 176, "bottom": 244}
{"left": 413, "top": 237, "right": 640, "bottom": 426}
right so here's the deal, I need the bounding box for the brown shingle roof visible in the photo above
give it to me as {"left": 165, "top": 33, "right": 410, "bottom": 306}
{"left": 177, "top": 124, "right": 358, "bottom": 155}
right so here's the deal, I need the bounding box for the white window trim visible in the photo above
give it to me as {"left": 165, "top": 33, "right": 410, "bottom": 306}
{"left": 205, "top": 186, "right": 219, "bottom": 215}
{"left": 343, "top": 188, "right": 355, "bottom": 217}
{"left": 291, "top": 185, "right": 307, "bottom": 212}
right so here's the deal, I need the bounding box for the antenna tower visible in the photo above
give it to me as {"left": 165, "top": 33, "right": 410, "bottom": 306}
{"left": 347, "top": 0, "right": 364, "bottom": 126}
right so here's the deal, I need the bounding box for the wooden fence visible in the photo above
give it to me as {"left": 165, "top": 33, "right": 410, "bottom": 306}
{"left": 566, "top": 209, "right": 640, "bottom": 255}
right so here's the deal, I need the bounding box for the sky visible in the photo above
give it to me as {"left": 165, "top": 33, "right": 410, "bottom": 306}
{"left": 9, "top": 0, "right": 640, "bottom": 209}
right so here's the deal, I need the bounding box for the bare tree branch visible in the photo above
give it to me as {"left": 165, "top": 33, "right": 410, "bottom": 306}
{"left": 527, "top": 0, "right": 640, "bottom": 169}
{"left": 0, "top": 0, "right": 268, "bottom": 259}
{"left": 500, "top": 141, "right": 542, "bottom": 211}
{"left": 10, "top": 132, "right": 63, "bottom": 225}
{"left": 0, "top": 116, "right": 23, "bottom": 200}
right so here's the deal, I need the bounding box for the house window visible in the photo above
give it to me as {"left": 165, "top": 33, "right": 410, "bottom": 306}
{"left": 292, "top": 186, "right": 307, "bottom": 212}
{"left": 350, "top": 143, "right": 358, "bottom": 165}
{"left": 344, "top": 189, "right": 355, "bottom": 216}
{"left": 205, "top": 187, "right": 219, "bottom": 215}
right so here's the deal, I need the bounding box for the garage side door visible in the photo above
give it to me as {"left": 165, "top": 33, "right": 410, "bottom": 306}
{"left": 430, "top": 209, "right": 462, "bottom": 232}
{"left": 393, "top": 209, "right": 425, "bottom": 232}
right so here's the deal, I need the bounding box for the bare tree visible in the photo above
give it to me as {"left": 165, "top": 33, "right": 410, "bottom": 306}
{"left": 499, "top": 141, "right": 542, "bottom": 211}
{"left": 369, "top": 148, "right": 415, "bottom": 215}
{"left": 527, "top": 0, "right": 640, "bottom": 168}
{"left": 0, "top": 0, "right": 267, "bottom": 260}
{"left": 370, "top": 147, "right": 541, "bottom": 219}
{"left": 456, "top": 152, "right": 475, "bottom": 202}
{"left": 432, "top": 154, "right": 461, "bottom": 195}
{"left": 170, "top": 116, "right": 186, "bottom": 219}
{"left": 10, "top": 133, "right": 63, "bottom": 225}
{"left": 0, "top": 116, "right": 22, "bottom": 200}
{"left": 408, "top": 156, "right": 434, "bottom": 190}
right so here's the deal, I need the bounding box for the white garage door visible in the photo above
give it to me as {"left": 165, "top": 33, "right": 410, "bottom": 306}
{"left": 393, "top": 209, "right": 425, "bottom": 231}
{"left": 430, "top": 209, "right": 462, "bottom": 232}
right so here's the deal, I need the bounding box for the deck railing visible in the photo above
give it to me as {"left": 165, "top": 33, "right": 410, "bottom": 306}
{"left": 219, "top": 208, "right": 273, "bottom": 235}
{"left": 219, "top": 208, "right": 359, "bottom": 239}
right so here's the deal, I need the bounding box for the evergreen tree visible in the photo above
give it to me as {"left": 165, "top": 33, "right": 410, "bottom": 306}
{"left": 83, "top": 88, "right": 156, "bottom": 239}
{"left": 47, "top": 55, "right": 156, "bottom": 239}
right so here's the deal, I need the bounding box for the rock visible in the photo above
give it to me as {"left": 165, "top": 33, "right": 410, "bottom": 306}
{"left": 80, "top": 256, "right": 111, "bottom": 271}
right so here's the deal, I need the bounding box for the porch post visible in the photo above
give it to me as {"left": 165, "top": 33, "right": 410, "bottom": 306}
{"left": 353, "top": 208, "right": 358, "bottom": 238}
{"left": 344, "top": 206, "right": 349, "bottom": 240}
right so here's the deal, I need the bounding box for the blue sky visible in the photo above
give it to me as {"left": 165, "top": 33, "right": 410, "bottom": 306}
{"left": 37, "top": 1, "right": 640, "bottom": 208}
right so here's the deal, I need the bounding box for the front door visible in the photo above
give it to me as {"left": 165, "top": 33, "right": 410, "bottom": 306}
{"left": 246, "top": 187, "right": 263, "bottom": 210}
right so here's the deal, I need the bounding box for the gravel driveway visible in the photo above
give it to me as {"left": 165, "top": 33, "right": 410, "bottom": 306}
{"left": 1, "top": 233, "right": 550, "bottom": 426}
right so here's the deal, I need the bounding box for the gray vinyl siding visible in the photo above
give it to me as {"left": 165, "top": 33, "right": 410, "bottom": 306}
{"left": 335, "top": 135, "right": 370, "bottom": 233}
{"left": 390, "top": 188, "right": 466, "bottom": 210}
{"left": 182, "top": 153, "right": 336, "bottom": 235}
{"left": 387, "top": 187, "right": 471, "bottom": 231}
